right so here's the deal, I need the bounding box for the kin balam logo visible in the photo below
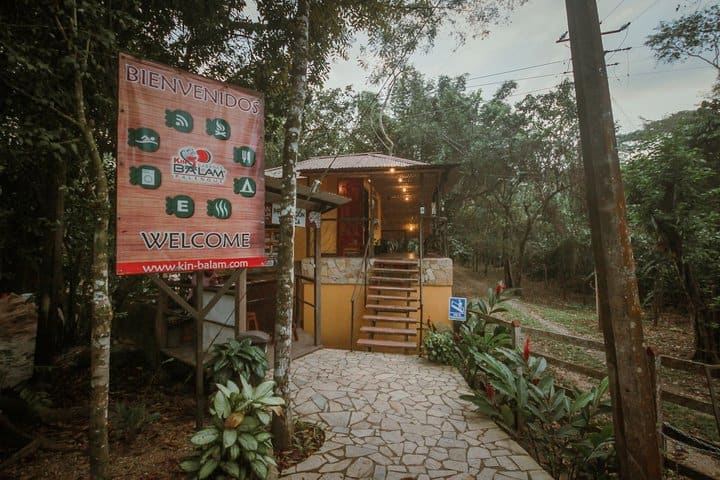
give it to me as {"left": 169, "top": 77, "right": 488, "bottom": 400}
{"left": 171, "top": 146, "right": 227, "bottom": 185}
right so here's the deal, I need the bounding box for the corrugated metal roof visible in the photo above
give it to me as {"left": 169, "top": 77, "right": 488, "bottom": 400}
{"left": 265, "top": 153, "right": 431, "bottom": 177}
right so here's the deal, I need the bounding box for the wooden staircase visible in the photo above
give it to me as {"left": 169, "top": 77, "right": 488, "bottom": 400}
{"left": 356, "top": 258, "right": 420, "bottom": 352}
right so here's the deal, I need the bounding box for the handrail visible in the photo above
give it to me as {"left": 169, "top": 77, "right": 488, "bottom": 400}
{"left": 349, "top": 238, "right": 372, "bottom": 351}
{"left": 418, "top": 213, "right": 424, "bottom": 356}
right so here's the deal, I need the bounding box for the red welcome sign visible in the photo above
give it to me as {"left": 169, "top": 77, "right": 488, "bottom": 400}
{"left": 116, "top": 53, "right": 265, "bottom": 275}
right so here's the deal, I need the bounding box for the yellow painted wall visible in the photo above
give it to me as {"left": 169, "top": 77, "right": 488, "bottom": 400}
{"left": 302, "top": 283, "right": 453, "bottom": 349}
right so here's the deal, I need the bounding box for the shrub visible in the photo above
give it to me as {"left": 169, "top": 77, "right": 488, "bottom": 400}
{"left": 461, "top": 345, "right": 615, "bottom": 479}
{"left": 208, "top": 338, "right": 268, "bottom": 387}
{"left": 453, "top": 316, "right": 512, "bottom": 388}
{"left": 423, "top": 326, "right": 457, "bottom": 365}
{"left": 180, "top": 377, "right": 283, "bottom": 480}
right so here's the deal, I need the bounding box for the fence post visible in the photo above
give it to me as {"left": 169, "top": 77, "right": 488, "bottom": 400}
{"left": 703, "top": 364, "right": 720, "bottom": 437}
{"left": 647, "top": 345, "right": 664, "bottom": 453}
{"left": 511, "top": 320, "right": 521, "bottom": 350}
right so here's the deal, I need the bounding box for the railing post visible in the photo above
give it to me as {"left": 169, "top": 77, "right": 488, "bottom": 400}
{"left": 511, "top": 320, "right": 521, "bottom": 350}
{"left": 704, "top": 364, "right": 720, "bottom": 437}
{"left": 350, "top": 298, "right": 355, "bottom": 352}
{"left": 418, "top": 209, "right": 424, "bottom": 356}
{"left": 647, "top": 345, "right": 665, "bottom": 453}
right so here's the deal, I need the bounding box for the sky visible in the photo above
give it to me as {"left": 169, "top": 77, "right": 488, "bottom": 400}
{"left": 325, "top": 0, "right": 718, "bottom": 134}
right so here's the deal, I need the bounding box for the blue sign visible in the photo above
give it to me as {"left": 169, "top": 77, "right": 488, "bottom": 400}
{"left": 448, "top": 297, "right": 467, "bottom": 321}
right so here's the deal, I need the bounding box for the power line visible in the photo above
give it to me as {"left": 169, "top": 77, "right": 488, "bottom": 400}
{"left": 602, "top": 0, "right": 627, "bottom": 23}
{"left": 465, "top": 59, "right": 569, "bottom": 81}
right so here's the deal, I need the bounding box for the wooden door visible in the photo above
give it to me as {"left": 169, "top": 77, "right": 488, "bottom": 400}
{"left": 337, "top": 178, "right": 367, "bottom": 256}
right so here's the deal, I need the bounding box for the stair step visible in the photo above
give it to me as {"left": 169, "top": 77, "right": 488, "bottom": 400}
{"left": 367, "top": 294, "right": 419, "bottom": 302}
{"left": 360, "top": 326, "right": 417, "bottom": 336}
{"left": 371, "top": 267, "right": 419, "bottom": 274}
{"left": 357, "top": 338, "right": 417, "bottom": 349}
{"left": 369, "top": 276, "right": 416, "bottom": 283}
{"left": 366, "top": 304, "right": 418, "bottom": 313}
{"left": 367, "top": 286, "right": 417, "bottom": 293}
{"left": 363, "top": 315, "right": 419, "bottom": 324}
{"left": 372, "top": 259, "right": 419, "bottom": 266}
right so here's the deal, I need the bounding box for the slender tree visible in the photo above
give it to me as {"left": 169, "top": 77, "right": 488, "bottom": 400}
{"left": 272, "top": 0, "right": 310, "bottom": 450}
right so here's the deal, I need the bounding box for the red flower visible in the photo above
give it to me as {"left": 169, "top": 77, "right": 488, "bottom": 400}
{"left": 495, "top": 281, "right": 507, "bottom": 296}
{"left": 453, "top": 333, "right": 462, "bottom": 344}
{"left": 485, "top": 383, "right": 496, "bottom": 399}
{"left": 523, "top": 337, "right": 531, "bottom": 362}
{"left": 532, "top": 378, "right": 539, "bottom": 385}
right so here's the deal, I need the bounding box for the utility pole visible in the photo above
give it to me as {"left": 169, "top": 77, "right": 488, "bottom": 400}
{"left": 564, "top": 1, "right": 662, "bottom": 479}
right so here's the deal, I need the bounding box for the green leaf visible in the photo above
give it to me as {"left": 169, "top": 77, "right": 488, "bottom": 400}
{"left": 214, "top": 391, "right": 231, "bottom": 419}
{"left": 254, "top": 380, "right": 275, "bottom": 399}
{"left": 198, "top": 458, "right": 219, "bottom": 479}
{"left": 191, "top": 427, "right": 220, "bottom": 446}
{"left": 226, "top": 379, "right": 240, "bottom": 395}
{"left": 238, "top": 432, "right": 258, "bottom": 451}
{"left": 217, "top": 383, "right": 233, "bottom": 398}
{"left": 221, "top": 460, "right": 241, "bottom": 478}
{"left": 256, "top": 396, "right": 284, "bottom": 406}
{"left": 240, "top": 376, "right": 253, "bottom": 400}
{"left": 237, "top": 416, "right": 260, "bottom": 432}
{"left": 223, "top": 428, "right": 238, "bottom": 448}
{"left": 256, "top": 410, "right": 271, "bottom": 425}
{"left": 179, "top": 458, "right": 201, "bottom": 472}
{"left": 229, "top": 443, "right": 240, "bottom": 460}
{"left": 251, "top": 459, "right": 268, "bottom": 479}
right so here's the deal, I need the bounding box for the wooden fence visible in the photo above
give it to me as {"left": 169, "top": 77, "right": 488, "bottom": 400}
{"left": 474, "top": 312, "right": 720, "bottom": 436}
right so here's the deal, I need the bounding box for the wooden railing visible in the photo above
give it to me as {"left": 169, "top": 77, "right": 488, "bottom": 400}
{"left": 473, "top": 311, "right": 720, "bottom": 436}
{"left": 349, "top": 239, "right": 372, "bottom": 351}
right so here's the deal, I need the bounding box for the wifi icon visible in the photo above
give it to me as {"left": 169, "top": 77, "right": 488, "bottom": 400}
{"left": 165, "top": 109, "right": 194, "bottom": 133}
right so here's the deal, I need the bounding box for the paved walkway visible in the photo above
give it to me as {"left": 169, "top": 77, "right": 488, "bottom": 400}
{"left": 281, "top": 349, "right": 552, "bottom": 480}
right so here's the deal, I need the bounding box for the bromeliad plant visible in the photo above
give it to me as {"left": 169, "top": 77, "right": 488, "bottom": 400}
{"left": 461, "top": 342, "right": 615, "bottom": 479}
{"left": 180, "top": 377, "right": 283, "bottom": 480}
{"left": 208, "top": 338, "right": 268, "bottom": 387}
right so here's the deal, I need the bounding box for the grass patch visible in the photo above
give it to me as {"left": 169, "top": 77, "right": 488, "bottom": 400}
{"left": 531, "top": 303, "right": 599, "bottom": 337}
{"left": 503, "top": 304, "right": 542, "bottom": 328}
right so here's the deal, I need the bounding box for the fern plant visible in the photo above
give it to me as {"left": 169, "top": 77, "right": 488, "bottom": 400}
{"left": 180, "top": 377, "right": 283, "bottom": 480}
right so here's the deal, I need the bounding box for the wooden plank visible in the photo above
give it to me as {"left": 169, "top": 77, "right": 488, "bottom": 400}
{"left": 371, "top": 267, "right": 419, "bottom": 273}
{"left": 368, "top": 276, "right": 416, "bottom": 283}
{"left": 660, "top": 355, "right": 720, "bottom": 376}
{"left": 367, "top": 286, "right": 417, "bottom": 293}
{"left": 539, "top": 352, "right": 607, "bottom": 380}
{"left": 235, "top": 269, "right": 247, "bottom": 338}
{"left": 522, "top": 325, "right": 606, "bottom": 352}
{"left": 367, "top": 294, "right": 418, "bottom": 302}
{"left": 362, "top": 315, "right": 419, "bottom": 324}
{"left": 356, "top": 338, "right": 416, "bottom": 349}
{"left": 366, "top": 304, "right": 418, "bottom": 313}
{"left": 360, "top": 326, "right": 417, "bottom": 336}
{"left": 372, "top": 259, "right": 418, "bottom": 266}
{"left": 661, "top": 390, "right": 715, "bottom": 416}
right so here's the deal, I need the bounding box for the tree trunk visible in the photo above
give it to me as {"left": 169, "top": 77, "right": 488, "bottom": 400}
{"left": 36, "top": 156, "right": 66, "bottom": 364}
{"left": 272, "top": 0, "right": 309, "bottom": 451}
{"left": 67, "top": 11, "right": 113, "bottom": 476}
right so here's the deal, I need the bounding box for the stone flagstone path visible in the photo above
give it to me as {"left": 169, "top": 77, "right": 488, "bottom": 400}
{"left": 280, "top": 349, "right": 552, "bottom": 480}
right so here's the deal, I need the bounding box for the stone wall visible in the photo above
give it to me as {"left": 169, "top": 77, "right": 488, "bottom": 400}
{"left": 300, "top": 257, "right": 453, "bottom": 286}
